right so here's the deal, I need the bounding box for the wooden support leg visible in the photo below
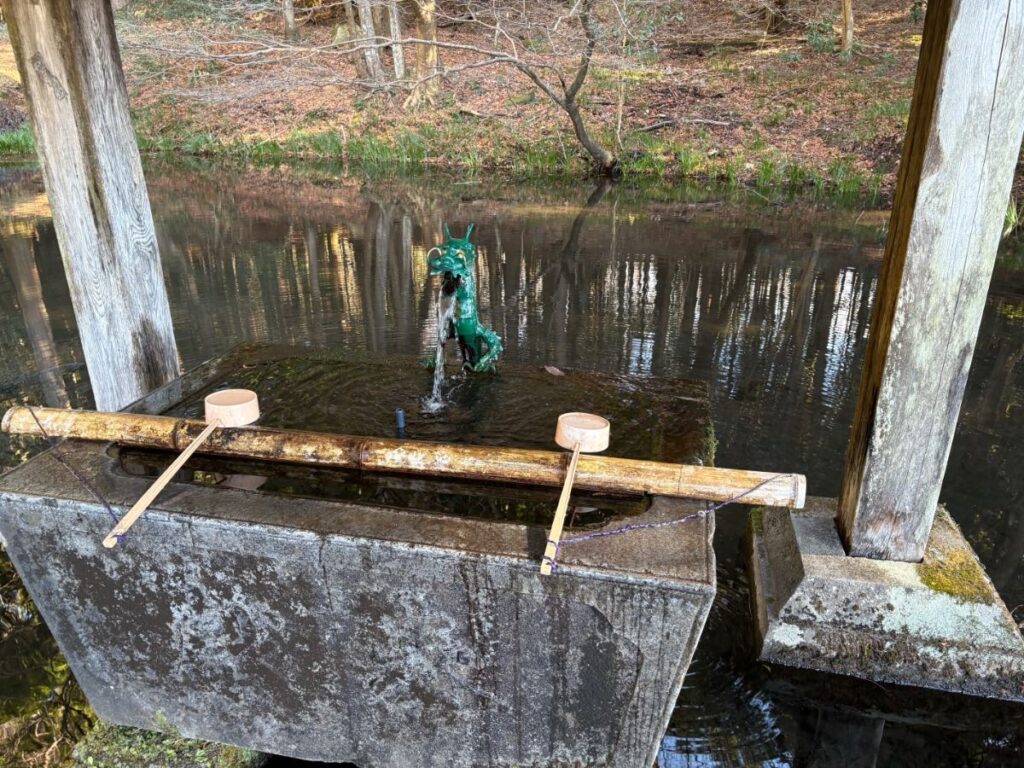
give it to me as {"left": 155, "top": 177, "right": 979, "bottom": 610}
{"left": 1, "top": 0, "right": 179, "bottom": 411}
{"left": 838, "top": 0, "right": 1024, "bottom": 561}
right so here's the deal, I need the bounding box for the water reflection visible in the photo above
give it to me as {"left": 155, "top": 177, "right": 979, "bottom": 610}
{"left": 1, "top": 160, "right": 1023, "bottom": 765}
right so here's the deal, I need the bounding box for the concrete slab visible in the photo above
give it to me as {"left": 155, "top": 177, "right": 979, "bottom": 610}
{"left": 0, "top": 346, "right": 717, "bottom": 767}
{"left": 749, "top": 498, "right": 1024, "bottom": 701}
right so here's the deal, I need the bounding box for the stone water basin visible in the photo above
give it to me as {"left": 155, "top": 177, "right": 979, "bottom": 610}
{"left": 0, "top": 345, "right": 717, "bottom": 767}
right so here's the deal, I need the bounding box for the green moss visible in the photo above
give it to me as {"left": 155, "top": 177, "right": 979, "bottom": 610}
{"left": 700, "top": 421, "right": 717, "bottom": 467}
{"left": 71, "top": 720, "right": 266, "bottom": 768}
{"left": 916, "top": 547, "right": 992, "bottom": 604}
{"left": 749, "top": 507, "right": 765, "bottom": 537}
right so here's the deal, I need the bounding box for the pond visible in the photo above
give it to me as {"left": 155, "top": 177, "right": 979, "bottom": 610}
{"left": 1, "top": 158, "right": 1023, "bottom": 766}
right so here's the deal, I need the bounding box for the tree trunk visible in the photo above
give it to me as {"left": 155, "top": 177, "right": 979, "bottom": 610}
{"left": 563, "top": 0, "right": 618, "bottom": 175}
{"left": 337, "top": 1, "right": 368, "bottom": 78}
{"left": 373, "top": 3, "right": 389, "bottom": 40}
{"left": 840, "top": 0, "right": 854, "bottom": 53}
{"left": 355, "top": 0, "right": 384, "bottom": 82}
{"left": 1, "top": 0, "right": 180, "bottom": 411}
{"left": 564, "top": 97, "right": 618, "bottom": 175}
{"left": 388, "top": 0, "right": 405, "bottom": 80}
{"left": 343, "top": 0, "right": 359, "bottom": 37}
{"left": 283, "top": 0, "right": 298, "bottom": 41}
{"left": 403, "top": 0, "right": 439, "bottom": 108}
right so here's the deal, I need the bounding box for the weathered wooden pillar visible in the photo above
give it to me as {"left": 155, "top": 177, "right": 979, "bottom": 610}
{"left": 2, "top": 0, "right": 179, "bottom": 411}
{"left": 838, "top": 0, "right": 1024, "bottom": 561}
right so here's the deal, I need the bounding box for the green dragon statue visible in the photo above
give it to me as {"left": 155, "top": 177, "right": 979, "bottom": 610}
{"left": 427, "top": 223, "right": 503, "bottom": 372}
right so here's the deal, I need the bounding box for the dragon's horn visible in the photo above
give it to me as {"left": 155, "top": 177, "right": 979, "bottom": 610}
{"left": 442, "top": 222, "right": 451, "bottom": 240}
{"left": 463, "top": 223, "right": 474, "bottom": 241}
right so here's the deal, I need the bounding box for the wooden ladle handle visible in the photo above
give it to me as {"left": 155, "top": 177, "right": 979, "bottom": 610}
{"left": 540, "top": 441, "right": 582, "bottom": 576}
{"left": 102, "top": 420, "right": 220, "bottom": 548}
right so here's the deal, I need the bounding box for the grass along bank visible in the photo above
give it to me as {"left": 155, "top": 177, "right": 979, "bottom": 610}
{"left": 0, "top": 124, "right": 31, "bottom": 156}
{"left": 0, "top": 116, "right": 886, "bottom": 204}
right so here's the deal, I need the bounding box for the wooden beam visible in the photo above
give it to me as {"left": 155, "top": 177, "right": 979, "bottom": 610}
{"left": 1, "top": 0, "right": 179, "bottom": 411}
{"left": 2, "top": 406, "right": 808, "bottom": 509}
{"left": 838, "top": 0, "right": 1024, "bottom": 561}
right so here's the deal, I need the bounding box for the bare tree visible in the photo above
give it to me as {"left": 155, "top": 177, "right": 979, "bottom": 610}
{"left": 404, "top": 0, "right": 439, "bottom": 107}
{"left": 117, "top": 0, "right": 661, "bottom": 175}
{"left": 388, "top": 0, "right": 405, "bottom": 79}
{"left": 840, "top": 0, "right": 853, "bottom": 53}
{"left": 283, "top": 0, "right": 298, "bottom": 42}
{"left": 355, "top": 0, "right": 385, "bottom": 82}
{"left": 427, "top": 0, "right": 621, "bottom": 174}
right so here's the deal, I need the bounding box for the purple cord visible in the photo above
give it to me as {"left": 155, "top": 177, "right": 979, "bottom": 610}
{"left": 24, "top": 404, "right": 124, "bottom": 541}
{"left": 544, "top": 473, "right": 792, "bottom": 572}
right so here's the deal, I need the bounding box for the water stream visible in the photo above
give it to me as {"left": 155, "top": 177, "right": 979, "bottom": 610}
{"left": 423, "top": 289, "right": 456, "bottom": 412}
{"left": 1, "top": 158, "right": 1023, "bottom": 765}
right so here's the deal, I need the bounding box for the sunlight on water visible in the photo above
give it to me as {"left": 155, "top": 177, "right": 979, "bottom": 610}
{"left": 2, "top": 160, "right": 1024, "bottom": 766}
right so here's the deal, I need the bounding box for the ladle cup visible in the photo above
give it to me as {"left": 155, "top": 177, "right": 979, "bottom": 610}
{"left": 540, "top": 412, "right": 610, "bottom": 575}
{"left": 102, "top": 389, "right": 260, "bottom": 548}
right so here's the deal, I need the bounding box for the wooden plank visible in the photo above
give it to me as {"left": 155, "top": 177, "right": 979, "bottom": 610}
{"left": 838, "top": 0, "right": 1024, "bottom": 561}
{"left": 2, "top": 406, "right": 807, "bottom": 508}
{"left": 1, "top": 0, "right": 179, "bottom": 411}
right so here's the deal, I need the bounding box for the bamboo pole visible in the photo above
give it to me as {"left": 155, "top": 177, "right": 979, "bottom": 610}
{"left": 2, "top": 407, "right": 807, "bottom": 508}
{"left": 541, "top": 442, "right": 582, "bottom": 575}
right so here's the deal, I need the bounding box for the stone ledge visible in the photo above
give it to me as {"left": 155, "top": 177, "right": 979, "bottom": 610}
{"left": 749, "top": 498, "right": 1024, "bottom": 702}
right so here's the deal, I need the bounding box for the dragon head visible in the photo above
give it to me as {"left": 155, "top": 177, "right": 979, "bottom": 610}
{"left": 428, "top": 224, "right": 475, "bottom": 293}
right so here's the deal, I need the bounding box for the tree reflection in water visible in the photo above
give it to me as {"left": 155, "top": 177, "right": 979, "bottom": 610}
{"left": 1, "top": 161, "right": 1023, "bottom": 765}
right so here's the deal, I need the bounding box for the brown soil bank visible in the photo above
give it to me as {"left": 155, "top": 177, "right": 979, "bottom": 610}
{"left": 0, "top": 1, "right": 1021, "bottom": 198}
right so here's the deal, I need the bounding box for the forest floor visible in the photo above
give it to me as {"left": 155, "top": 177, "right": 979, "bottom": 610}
{"left": 0, "top": 0, "right": 1021, "bottom": 203}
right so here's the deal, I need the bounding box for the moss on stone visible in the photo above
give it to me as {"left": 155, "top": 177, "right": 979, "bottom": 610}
{"left": 700, "top": 420, "right": 717, "bottom": 467}
{"left": 71, "top": 720, "right": 266, "bottom": 768}
{"left": 917, "top": 546, "right": 992, "bottom": 605}
{"left": 749, "top": 506, "right": 765, "bottom": 537}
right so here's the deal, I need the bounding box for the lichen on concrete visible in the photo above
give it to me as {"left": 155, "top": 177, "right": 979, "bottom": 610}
{"left": 71, "top": 720, "right": 266, "bottom": 768}
{"left": 749, "top": 499, "right": 1024, "bottom": 702}
{"left": 915, "top": 511, "right": 993, "bottom": 604}
{"left": 917, "top": 547, "right": 992, "bottom": 604}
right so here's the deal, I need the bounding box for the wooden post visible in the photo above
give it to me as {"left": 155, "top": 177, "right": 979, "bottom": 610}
{"left": 838, "top": 0, "right": 1024, "bottom": 561}
{"left": 1, "top": 0, "right": 179, "bottom": 412}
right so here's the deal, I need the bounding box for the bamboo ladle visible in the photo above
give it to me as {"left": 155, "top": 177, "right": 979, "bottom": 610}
{"left": 102, "top": 389, "right": 260, "bottom": 548}
{"left": 540, "top": 412, "right": 610, "bottom": 575}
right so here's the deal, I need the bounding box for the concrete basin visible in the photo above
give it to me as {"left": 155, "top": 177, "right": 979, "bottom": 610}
{"left": 0, "top": 346, "right": 717, "bottom": 767}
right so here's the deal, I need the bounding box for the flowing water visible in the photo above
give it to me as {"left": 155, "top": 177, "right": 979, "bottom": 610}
{"left": 2, "top": 158, "right": 1024, "bottom": 765}
{"left": 424, "top": 290, "right": 456, "bottom": 412}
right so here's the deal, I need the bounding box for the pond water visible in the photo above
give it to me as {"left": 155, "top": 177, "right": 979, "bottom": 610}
{"left": 1, "top": 158, "right": 1023, "bottom": 765}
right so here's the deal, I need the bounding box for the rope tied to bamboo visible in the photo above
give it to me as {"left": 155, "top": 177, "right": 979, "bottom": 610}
{"left": 21, "top": 404, "right": 124, "bottom": 544}
{"left": 541, "top": 472, "right": 792, "bottom": 573}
